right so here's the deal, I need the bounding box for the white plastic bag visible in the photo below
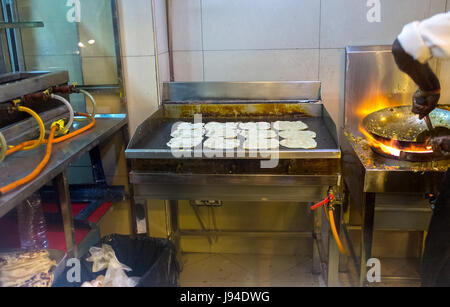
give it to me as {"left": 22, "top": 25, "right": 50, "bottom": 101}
{"left": 86, "top": 244, "right": 139, "bottom": 287}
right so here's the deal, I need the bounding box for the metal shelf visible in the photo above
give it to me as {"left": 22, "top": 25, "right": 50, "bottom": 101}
{"left": 0, "top": 21, "right": 44, "bottom": 29}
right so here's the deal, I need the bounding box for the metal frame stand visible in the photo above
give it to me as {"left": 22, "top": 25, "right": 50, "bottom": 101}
{"left": 359, "top": 192, "right": 376, "bottom": 287}
{"left": 40, "top": 126, "right": 129, "bottom": 257}
{"left": 122, "top": 126, "right": 139, "bottom": 237}
{"left": 132, "top": 189, "right": 343, "bottom": 286}
{"left": 341, "top": 186, "right": 428, "bottom": 287}
{"left": 41, "top": 144, "right": 126, "bottom": 223}
{"left": 53, "top": 171, "right": 77, "bottom": 258}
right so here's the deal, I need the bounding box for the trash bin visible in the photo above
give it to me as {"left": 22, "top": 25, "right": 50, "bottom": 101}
{"left": 54, "top": 234, "right": 180, "bottom": 287}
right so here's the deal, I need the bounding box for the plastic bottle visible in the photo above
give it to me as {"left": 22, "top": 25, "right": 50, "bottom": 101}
{"left": 17, "top": 193, "right": 48, "bottom": 250}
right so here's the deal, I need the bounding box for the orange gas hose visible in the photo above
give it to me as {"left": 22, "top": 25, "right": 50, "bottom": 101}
{"left": 0, "top": 126, "right": 58, "bottom": 195}
{"left": 329, "top": 209, "right": 348, "bottom": 255}
{"left": 44, "top": 113, "right": 95, "bottom": 144}
{"left": 1, "top": 114, "right": 95, "bottom": 195}
{"left": 323, "top": 204, "right": 330, "bottom": 221}
{"left": 6, "top": 113, "right": 94, "bottom": 155}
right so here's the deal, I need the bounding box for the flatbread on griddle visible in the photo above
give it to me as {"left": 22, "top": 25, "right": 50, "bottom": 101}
{"left": 243, "top": 138, "right": 279, "bottom": 150}
{"left": 240, "top": 129, "right": 278, "bottom": 139}
{"left": 170, "top": 128, "right": 204, "bottom": 138}
{"left": 206, "top": 128, "right": 239, "bottom": 138}
{"left": 278, "top": 130, "right": 316, "bottom": 139}
{"left": 280, "top": 138, "right": 317, "bottom": 149}
{"left": 273, "top": 121, "right": 308, "bottom": 131}
{"left": 238, "top": 122, "right": 271, "bottom": 130}
{"left": 203, "top": 137, "right": 241, "bottom": 150}
{"left": 224, "top": 122, "right": 239, "bottom": 130}
{"left": 167, "top": 137, "right": 203, "bottom": 148}
{"left": 172, "top": 122, "right": 204, "bottom": 130}
{"left": 204, "top": 122, "right": 224, "bottom": 130}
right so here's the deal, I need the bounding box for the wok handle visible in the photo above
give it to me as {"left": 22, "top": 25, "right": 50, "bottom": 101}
{"left": 424, "top": 115, "right": 434, "bottom": 132}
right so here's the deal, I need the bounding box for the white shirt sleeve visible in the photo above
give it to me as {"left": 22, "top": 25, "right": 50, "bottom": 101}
{"left": 397, "top": 12, "right": 450, "bottom": 63}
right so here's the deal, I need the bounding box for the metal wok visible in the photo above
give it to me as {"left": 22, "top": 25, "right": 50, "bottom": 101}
{"left": 362, "top": 105, "right": 450, "bottom": 149}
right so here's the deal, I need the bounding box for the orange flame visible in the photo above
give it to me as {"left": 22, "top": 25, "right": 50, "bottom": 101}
{"left": 356, "top": 94, "right": 396, "bottom": 119}
{"left": 356, "top": 91, "right": 433, "bottom": 156}
{"left": 359, "top": 126, "right": 433, "bottom": 156}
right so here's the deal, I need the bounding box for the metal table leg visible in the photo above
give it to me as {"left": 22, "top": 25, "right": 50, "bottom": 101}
{"left": 121, "top": 126, "right": 140, "bottom": 237}
{"left": 169, "top": 200, "right": 180, "bottom": 251}
{"left": 312, "top": 208, "right": 323, "bottom": 275}
{"left": 360, "top": 192, "right": 376, "bottom": 287}
{"left": 339, "top": 188, "right": 350, "bottom": 273}
{"left": 53, "top": 171, "right": 77, "bottom": 258}
{"left": 89, "top": 146, "right": 107, "bottom": 187}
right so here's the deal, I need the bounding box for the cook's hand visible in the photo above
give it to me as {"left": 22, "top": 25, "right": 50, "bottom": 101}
{"left": 430, "top": 136, "right": 450, "bottom": 156}
{"left": 412, "top": 89, "right": 440, "bottom": 119}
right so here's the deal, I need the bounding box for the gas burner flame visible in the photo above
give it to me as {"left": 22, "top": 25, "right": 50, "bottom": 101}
{"left": 359, "top": 126, "right": 433, "bottom": 157}
{"left": 356, "top": 93, "right": 434, "bottom": 157}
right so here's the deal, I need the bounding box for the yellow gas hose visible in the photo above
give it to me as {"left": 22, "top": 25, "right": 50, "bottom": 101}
{"left": 16, "top": 106, "right": 45, "bottom": 151}
{"left": 1, "top": 113, "right": 94, "bottom": 195}
{"left": 0, "top": 132, "right": 6, "bottom": 163}
{"left": 0, "top": 125, "right": 58, "bottom": 195}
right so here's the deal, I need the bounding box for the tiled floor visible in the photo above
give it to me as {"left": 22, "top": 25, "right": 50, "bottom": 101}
{"left": 179, "top": 253, "right": 323, "bottom": 287}
{"left": 179, "top": 253, "right": 421, "bottom": 287}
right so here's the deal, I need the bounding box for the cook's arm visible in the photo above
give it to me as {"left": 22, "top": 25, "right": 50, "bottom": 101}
{"left": 392, "top": 39, "right": 441, "bottom": 92}
{"left": 392, "top": 39, "right": 441, "bottom": 119}
{"left": 392, "top": 12, "right": 450, "bottom": 119}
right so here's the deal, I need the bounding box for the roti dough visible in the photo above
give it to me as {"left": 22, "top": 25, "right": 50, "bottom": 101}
{"left": 224, "top": 122, "right": 239, "bottom": 130}
{"left": 203, "top": 137, "right": 241, "bottom": 150}
{"left": 206, "top": 128, "right": 239, "bottom": 138}
{"left": 273, "top": 121, "right": 308, "bottom": 131}
{"left": 280, "top": 138, "right": 317, "bottom": 149}
{"left": 173, "top": 122, "right": 204, "bottom": 130}
{"left": 170, "top": 128, "right": 204, "bottom": 138}
{"left": 167, "top": 137, "right": 203, "bottom": 148}
{"left": 243, "top": 138, "right": 279, "bottom": 150}
{"left": 238, "top": 122, "right": 271, "bottom": 130}
{"left": 204, "top": 122, "right": 223, "bottom": 130}
{"left": 278, "top": 130, "right": 316, "bottom": 139}
{"left": 240, "top": 129, "right": 278, "bottom": 139}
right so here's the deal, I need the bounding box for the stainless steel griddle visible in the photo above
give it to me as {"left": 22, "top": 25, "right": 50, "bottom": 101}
{"left": 126, "top": 107, "right": 340, "bottom": 160}
{"left": 126, "top": 82, "right": 341, "bottom": 200}
{"left": 125, "top": 81, "right": 343, "bottom": 286}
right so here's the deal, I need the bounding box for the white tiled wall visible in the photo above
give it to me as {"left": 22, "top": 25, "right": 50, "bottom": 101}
{"left": 167, "top": 0, "right": 449, "bottom": 125}
{"left": 320, "top": 0, "right": 446, "bottom": 48}
{"left": 155, "top": 0, "right": 169, "bottom": 55}
{"left": 173, "top": 51, "right": 204, "bottom": 81}
{"left": 119, "top": 0, "right": 155, "bottom": 57}
{"left": 117, "top": 0, "right": 160, "bottom": 135}
{"left": 319, "top": 49, "right": 346, "bottom": 128}
{"left": 170, "top": 0, "right": 203, "bottom": 51}
{"left": 203, "top": 49, "right": 319, "bottom": 81}
{"left": 202, "top": 0, "right": 320, "bottom": 50}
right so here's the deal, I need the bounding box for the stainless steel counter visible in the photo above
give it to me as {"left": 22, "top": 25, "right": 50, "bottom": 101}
{"left": 341, "top": 129, "right": 448, "bottom": 195}
{"left": 0, "top": 114, "right": 127, "bottom": 218}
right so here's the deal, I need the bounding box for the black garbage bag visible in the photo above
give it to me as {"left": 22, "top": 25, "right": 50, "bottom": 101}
{"left": 54, "top": 234, "right": 180, "bottom": 287}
